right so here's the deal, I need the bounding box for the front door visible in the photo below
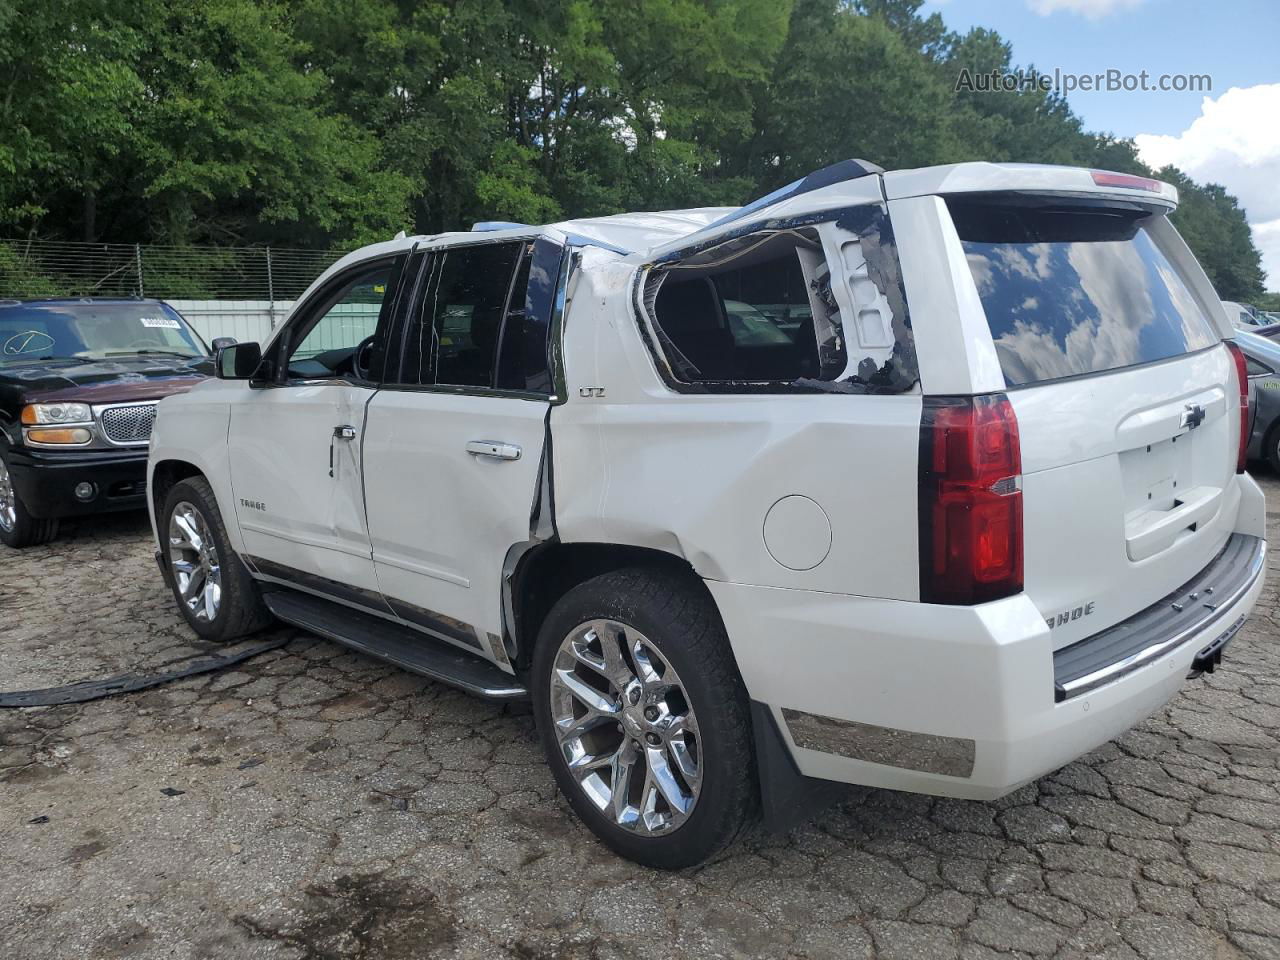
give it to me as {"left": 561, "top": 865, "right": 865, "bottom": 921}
{"left": 362, "top": 236, "right": 564, "bottom": 659}
{"left": 228, "top": 257, "right": 403, "bottom": 606}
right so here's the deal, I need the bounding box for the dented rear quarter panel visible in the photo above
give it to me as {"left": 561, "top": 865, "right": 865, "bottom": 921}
{"left": 552, "top": 249, "right": 923, "bottom": 601}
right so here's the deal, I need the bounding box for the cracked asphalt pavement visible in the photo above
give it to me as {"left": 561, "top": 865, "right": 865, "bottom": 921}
{"left": 4, "top": 482, "right": 1280, "bottom": 960}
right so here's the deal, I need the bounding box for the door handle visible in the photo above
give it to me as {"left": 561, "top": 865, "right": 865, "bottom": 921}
{"left": 466, "top": 440, "right": 521, "bottom": 461}
{"left": 330, "top": 425, "right": 356, "bottom": 477}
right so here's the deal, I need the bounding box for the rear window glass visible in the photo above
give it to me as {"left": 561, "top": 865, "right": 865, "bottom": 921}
{"left": 948, "top": 199, "right": 1217, "bottom": 387}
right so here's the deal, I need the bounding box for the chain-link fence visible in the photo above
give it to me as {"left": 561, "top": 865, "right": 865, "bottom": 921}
{"left": 0, "top": 238, "right": 343, "bottom": 301}
{"left": 0, "top": 238, "right": 347, "bottom": 343}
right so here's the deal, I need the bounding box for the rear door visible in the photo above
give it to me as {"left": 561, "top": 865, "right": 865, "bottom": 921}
{"left": 361, "top": 235, "right": 565, "bottom": 662}
{"left": 936, "top": 194, "right": 1237, "bottom": 647}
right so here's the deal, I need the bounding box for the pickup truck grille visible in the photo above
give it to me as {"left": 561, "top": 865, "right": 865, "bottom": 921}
{"left": 100, "top": 404, "right": 157, "bottom": 443}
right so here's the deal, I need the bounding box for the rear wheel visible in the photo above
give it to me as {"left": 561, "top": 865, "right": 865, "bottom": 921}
{"left": 532, "top": 567, "right": 756, "bottom": 869}
{"left": 161, "top": 476, "right": 272, "bottom": 642}
{"left": 0, "top": 455, "right": 59, "bottom": 549}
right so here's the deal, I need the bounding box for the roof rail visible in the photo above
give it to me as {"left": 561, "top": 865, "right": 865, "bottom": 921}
{"left": 703, "top": 158, "right": 883, "bottom": 232}
{"left": 471, "top": 221, "right": 533, "bottom": 232}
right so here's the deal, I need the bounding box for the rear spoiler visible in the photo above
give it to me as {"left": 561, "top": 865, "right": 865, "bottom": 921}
{"left": 883, "top": 163, "right": 1178, "bottom": 210}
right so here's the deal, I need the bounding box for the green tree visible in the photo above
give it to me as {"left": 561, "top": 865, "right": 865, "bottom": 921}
{"left": 748, "top": 0, "right": 956, "bottom": 190}
{"left": 0, "top": 0, "right": 1270, "bottom": 308}
{"left": 0, "top": 0, "right": 143, "bottom": 238}
{"left": 0, "top": 0, "right": 412, "bottom": 246}
{"left": 1160, "top": 169, "right": 1266, "bottom": 301}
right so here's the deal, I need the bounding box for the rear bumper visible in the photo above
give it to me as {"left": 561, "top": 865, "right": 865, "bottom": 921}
{"left": 6, "top": 447, "right": 149, "bottom": 519}
{"left": 1053, "top": 533, "right": 1263, "bottom": 700}
{"left": 709, "top": 535, "right": 1266, "bottom": 802}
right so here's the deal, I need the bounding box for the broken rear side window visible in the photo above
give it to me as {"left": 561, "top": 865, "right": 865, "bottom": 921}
{"left": 640, "top": 206, "right": 918, "bottom": 394}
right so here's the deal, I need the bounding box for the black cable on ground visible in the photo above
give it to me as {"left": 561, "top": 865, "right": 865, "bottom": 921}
{"left": 0, "top": 635, "right": 293, "bottom": 708}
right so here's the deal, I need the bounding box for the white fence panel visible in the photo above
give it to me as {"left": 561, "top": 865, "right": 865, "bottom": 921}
{"left": 166, "top": 300, "right": 295, "bottom": 346}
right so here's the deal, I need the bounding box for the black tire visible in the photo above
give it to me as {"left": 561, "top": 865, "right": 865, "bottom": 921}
{"left": 1265, "top": 421, "right": 1280, "bottom": 475}
{"left": 0, "top": 453, "right": 59, "bottom": 549}
{"left": 160, "top": 476, "right": 272, "bottom": 642}
{"left": 531, "top": 566, "right": 757, "bottom": 869}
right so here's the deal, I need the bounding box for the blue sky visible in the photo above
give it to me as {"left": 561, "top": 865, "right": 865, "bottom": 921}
{"left": 925, "top": 0, "right": 1276, "bottom": 138}
{"left": 923, "top": 0, "right": 1280, "bottom": 290}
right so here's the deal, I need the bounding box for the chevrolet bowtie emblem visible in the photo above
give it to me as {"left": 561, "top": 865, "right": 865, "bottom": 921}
{"left": 1180, "top": 403, "right": 1206, "bottom": 430}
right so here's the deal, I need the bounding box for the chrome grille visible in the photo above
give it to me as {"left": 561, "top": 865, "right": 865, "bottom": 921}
{"left": 100, "top": 404, "right": 157, "bottom": 443}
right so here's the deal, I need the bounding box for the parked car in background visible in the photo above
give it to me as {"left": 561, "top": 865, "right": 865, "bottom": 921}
{"left": 1237, "top": 330, "right": 1280, "bottom": 471}
{"left": 0, "top": 298, "right": 223, "bottom": 547}
{"left": 148, "top": 161, "right": 1264, "bottom": 868}
{"left": 1224, "top": 300, "right": 1280, "bottom": 333}
{"left": 1224, "top": 300, "right": 1260, "bottom": 329}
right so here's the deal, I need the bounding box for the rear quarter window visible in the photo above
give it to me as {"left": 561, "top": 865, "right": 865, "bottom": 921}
{"left": 640, "top": 205, "right": 918, "bottom": 395}
{"left": 948, "top": 198, "right": 1217, "bottom": 387}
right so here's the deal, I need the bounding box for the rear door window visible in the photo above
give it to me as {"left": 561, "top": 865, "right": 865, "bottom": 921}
{"left": 948, "top": 198, "right": 1217, "bottom": 387}
{"left": 395, "top": 240, "right": 555, "bottom": 393}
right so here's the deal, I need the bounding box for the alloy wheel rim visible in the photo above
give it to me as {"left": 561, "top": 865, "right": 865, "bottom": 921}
{"left": 550, "top": 619, "right": 701, "bottom": 835}
{"left": 0, "top": 459, "right": 15, "bottom": 532}
{"left": 168, "top": 501, "right": 222, "bottom": 622}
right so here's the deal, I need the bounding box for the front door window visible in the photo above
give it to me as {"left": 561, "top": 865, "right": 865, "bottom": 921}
{"left": 286, "top": 266, "right": 395, "bottom": 381}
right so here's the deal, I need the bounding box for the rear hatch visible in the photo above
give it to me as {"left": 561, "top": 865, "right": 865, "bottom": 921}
{"left": 945, "top": 193, "right": 1238, "bottom": 648}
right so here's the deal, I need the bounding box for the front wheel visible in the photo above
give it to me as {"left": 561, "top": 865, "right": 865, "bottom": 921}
{"left": 161, "top": 476, "right": 272, "bottom": 642}
{"left": 532, "top": 567, "right": 757, "bottom": 869}
{"left": 0, "top": 454, "right": 59, "bottom": 549}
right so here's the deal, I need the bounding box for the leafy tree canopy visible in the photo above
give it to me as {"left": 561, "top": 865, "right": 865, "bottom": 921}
{"left": 0, "top": 0, "right": 1268, "bottom": 298}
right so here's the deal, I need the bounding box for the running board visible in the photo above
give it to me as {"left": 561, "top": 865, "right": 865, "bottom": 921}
{"left": 263, "top": 589, "right": 527, "bottom": 701}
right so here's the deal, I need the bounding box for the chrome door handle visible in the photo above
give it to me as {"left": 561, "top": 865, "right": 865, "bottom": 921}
{"left": 466, "top": 440, "right": 521, "bottom": 461}
{"left": 329, "top": 425, "right": 357, "bottom": 478}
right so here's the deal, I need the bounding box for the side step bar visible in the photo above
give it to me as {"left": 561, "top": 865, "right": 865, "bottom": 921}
{"left": 264, "top": 589, "right": 527, "bottom": 701}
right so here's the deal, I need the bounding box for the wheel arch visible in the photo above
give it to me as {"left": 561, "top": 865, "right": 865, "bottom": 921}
{"left": 150, "top": 458, "right": 206, "bottom": 522}
{"left": 505, "top": 541, "right": 710, "bottom": 672}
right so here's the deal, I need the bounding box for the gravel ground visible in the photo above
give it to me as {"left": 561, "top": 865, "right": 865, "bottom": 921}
{"left": 3, "top": 478, "right": 1280, "bottom": 960}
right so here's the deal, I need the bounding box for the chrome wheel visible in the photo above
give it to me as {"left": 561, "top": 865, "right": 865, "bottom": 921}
{"left": 550, "top": 619, "right": 701, "bottom": 835}
{"left": 0, "top": 458, "right": 15, "bottom": 532}
{"left": 168, "top": 501, "right": 221, "bottom": 622}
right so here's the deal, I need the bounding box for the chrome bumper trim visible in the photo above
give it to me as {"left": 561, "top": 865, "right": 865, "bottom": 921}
{"left": 782, "top": 708, "right": 976, "bottom": 778}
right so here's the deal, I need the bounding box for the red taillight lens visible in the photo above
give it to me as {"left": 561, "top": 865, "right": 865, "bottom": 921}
{"left": 1226, "top": 340, "right": 1249, "bottom": 474}
{"left": 919, "top": 394, "right": 1023, "bottom": 604}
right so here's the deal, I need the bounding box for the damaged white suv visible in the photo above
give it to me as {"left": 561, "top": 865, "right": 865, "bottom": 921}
{"left": 149, "top": 160, "right": 1266, "bottom": 868}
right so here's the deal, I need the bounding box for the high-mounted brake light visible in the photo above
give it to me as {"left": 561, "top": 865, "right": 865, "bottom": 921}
{"left": 1090, "top": 170, "right": 1163, "bottom": 193}
{"left": 1225, "top": 341, "right": 1249, "bottom": 474}
{"left": 919, "top": 394, "right": 1023, "bottom": 605}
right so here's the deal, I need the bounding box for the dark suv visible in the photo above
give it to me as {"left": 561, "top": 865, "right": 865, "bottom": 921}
{"left": 0, "top": 298, "right": 219, "bottom": 547}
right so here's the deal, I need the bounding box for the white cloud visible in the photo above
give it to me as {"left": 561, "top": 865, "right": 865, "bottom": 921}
{"left": 1253, "top": 219, "right": 1280, "bottom": 295}
{"left": 1027, "top": 0, "right": 1146, "bottom": 19}
{"left": 1135, "top": 84, "right": 1280, "bottom": 291}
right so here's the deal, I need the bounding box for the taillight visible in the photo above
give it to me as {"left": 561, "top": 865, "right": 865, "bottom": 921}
{"left": 919, "top": 394, "right": 1023, "bottom": 604}
{"left": 1225, "top": 340, "right": 1249, "bottom": 474}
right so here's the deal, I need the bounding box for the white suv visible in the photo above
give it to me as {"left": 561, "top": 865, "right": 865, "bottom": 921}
{"left": 148, "top": 160, "right": 1267, "bottom": 868}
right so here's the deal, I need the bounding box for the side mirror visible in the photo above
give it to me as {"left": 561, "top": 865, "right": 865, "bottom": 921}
{"left": 210, "top": 336, "right": 237, "bottom": 352}
{"left": 216, "top": 341, "right": 264, "bottom": 382}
